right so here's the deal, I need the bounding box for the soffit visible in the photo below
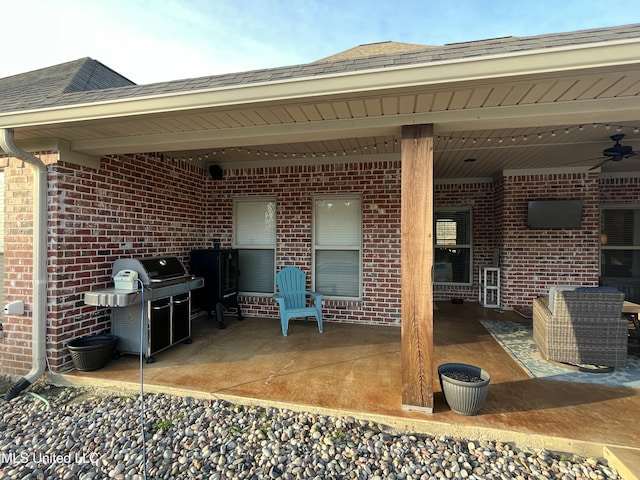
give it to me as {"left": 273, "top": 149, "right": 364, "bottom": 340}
{"left": 12, "top": 64, "right": 640, "bottom": 141}
{"left": 166, "top": 122, "right": 640, "bottom": 178}
{"left": 9, "top": 63, "right": 640, "bottom": 179}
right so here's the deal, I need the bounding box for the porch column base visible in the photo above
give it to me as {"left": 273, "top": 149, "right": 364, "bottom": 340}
{"left": 402, "top": 404, "right": 434, "bottom": 414}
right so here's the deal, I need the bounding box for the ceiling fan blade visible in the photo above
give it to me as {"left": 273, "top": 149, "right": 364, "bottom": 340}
{"left": 589, "top": 158, "right": 611, "bottom": 171}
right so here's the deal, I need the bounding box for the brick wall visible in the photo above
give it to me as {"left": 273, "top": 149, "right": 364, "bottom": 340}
{"left": 2, "top": 155, "right": 407, "bottom": 374}
{"left": 0, "top": 153, "right": 208, "bottom": 374}
{"left": 500, "top": 172, "right": 601, "bottom": 311}
{"left": 600, "top": 176, "right": 640, "bottom": 203}
{"left": 206, "top": 161, "right": 404, "bottom": 325}
{"left": 3, "top": 147, "right": 635, "bottom": 375}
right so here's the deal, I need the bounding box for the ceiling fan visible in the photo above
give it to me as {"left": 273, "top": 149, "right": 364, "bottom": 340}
{"left": 589, "top": 134, "right": 637, "bottom": 170}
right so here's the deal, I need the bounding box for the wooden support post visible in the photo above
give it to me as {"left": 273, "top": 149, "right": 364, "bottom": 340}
{"left": 400, "top": 124, "right": 434, "bottom": 413}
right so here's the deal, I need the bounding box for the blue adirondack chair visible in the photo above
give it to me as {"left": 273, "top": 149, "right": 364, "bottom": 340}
{"left": 273, "top": 266, "right": 323, "bottom": 336}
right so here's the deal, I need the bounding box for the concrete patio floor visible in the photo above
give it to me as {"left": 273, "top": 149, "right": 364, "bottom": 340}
{"left": 53, "top": 301, "right": 640, "bottom": 479}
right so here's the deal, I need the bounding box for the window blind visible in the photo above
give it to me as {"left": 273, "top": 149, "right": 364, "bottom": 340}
{"left": 601, "top": 207, "right": 640, "bottom": 279}
{"left": 235, "top": 200, "right": 276, "bottom": 246}
{"left": 315, "top": 250, "right": 359, "bottom": 297}
{"left": 238, "top": 249, "right": 275, "bottom": 293}
{"left": 314, "top": 199, "right": 361, "bottom": 247}
{"left": 313, "top": 197, "right": 361, "bottom": 298}
{"left": 234, "top": 199, "right": 276, "bottom": 293}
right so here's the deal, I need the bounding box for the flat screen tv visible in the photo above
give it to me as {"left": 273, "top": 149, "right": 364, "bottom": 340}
{"left": 527, "top": 200, "right": 583, "bottom": 229}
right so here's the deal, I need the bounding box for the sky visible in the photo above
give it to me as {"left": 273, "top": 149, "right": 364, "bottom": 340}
{"left": 3, "top": 0, "right": 640, "bottom": 85}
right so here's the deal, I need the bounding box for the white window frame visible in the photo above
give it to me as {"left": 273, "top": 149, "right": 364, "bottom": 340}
{"left": 312, "top": 195, "right": 362, "bottom": 300}
{"left": 434, "top": 206, "right": 473, "bottom": 286}
{"left": 232, "top": 197, "right": 276, "bottom": 296}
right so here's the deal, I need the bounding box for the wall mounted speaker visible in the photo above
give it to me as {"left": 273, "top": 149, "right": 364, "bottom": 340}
{"left": 209, "top": 164, "right": 223, "bottom": 180}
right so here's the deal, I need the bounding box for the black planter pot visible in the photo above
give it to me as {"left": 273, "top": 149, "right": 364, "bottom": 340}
{"left": 68, "top": 334, "right": 118, "bottom": 371}
{"left": 438, "top": 363, "right": 490, "bottom": 416}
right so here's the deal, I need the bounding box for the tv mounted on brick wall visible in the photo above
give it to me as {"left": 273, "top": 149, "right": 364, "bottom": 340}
{"left": 527, "top": 200, "right": 583, "bottom": 229}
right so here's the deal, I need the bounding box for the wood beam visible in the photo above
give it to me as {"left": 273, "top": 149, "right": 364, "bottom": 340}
{"left": 400, "top": 124, "right": 434, "bottom": 413}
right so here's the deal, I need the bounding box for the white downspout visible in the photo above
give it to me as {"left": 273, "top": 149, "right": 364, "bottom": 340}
{"left": 0, "top": 128, "right": 48, "bottom": 401}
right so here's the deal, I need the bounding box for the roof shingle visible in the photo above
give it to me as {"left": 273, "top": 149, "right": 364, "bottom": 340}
{"left": 0, "top": 57, "right": 135, "bottom": 114}
{"left": 1, "top": 23, "right": 639, "bottom": 115}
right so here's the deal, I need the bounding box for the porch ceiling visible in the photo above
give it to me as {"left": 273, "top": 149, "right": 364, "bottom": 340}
{"left": 9, "top": 62, "right": 640, "bottom": 179}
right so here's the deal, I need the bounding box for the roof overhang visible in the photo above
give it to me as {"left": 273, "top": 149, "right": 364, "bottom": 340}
{"left": 2, "top": 36, "right": 640, "bottom": 178}
{"left": 3, "top": 38, "right": 639, "bottom": 129}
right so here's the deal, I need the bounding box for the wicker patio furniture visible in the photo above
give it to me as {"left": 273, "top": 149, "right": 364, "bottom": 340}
{"left": 533, "top": 289, "right": 627, "bottom": 368}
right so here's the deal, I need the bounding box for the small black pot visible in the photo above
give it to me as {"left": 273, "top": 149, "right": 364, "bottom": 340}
{"left": 68, "top": 334, "right": 117, "bottom": 371}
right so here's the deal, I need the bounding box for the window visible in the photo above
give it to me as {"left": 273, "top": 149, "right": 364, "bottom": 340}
{"left": 434, "top": 208, "right": 472, "bottom": 285}
{"left": 313, "top": 196, "right": 362, "bottom": 298}
{"left": 600, "top": 206, "right": 640, "bottom": 279}
{"left": 233, "top": 198, "right": 276, "bottom": 294}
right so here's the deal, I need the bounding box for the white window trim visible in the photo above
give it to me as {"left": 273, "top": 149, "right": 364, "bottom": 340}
{"left": 434, "top": 206, "right": 473, "bottom": 287}
{"left": 232, "top": 197, "right": 277, "bottom": 296}
{"left": 312, "top": 194, "right": 363, "bottom": 300}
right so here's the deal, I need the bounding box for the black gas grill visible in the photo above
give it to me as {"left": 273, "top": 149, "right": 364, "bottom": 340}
{"left": 84, "top": 256, "right": 204, "bottom": 363}
{"left": 112, "top": 256, "right": 204, "bottom": 299}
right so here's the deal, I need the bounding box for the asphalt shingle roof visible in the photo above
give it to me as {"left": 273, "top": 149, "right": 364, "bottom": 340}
{"left": 315, "top": 41, "right": 433, "bottom": 62}
{"left": 1, "top": 23, "right": 639, "bottom": 115}
{"left": 0, "top": 58, "right": 135, "bottom": 114}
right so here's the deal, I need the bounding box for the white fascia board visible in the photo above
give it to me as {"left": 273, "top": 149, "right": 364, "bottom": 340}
{"left": 2, "top": 138, "right": 100, "bottom": 168}
{"left": 2, "top": 39, "right": 640, "bottom": 130}
{"left": 58, "top": 139, "right": 101, "bottom": 168}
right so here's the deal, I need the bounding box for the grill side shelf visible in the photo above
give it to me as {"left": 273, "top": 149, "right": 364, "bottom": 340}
{"left": 84, "top": 289, "right": 142, "bottom": 307}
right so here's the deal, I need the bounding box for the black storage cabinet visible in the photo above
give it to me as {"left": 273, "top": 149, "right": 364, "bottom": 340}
{"left": 111, "top": 291, "right": 193, "bottom": 363}
{"left": 190, "top": 248, "right": 243, "bottom": 328}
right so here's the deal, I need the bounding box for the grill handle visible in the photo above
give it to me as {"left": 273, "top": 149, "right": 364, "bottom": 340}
{"left": 149, "top": 274, "right": 190, "bottom": 283}
{"left": 151, "top": 303, "right": 171, "bottom": 311}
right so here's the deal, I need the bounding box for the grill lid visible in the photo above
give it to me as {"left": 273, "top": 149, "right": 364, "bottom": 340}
{"left": 113, "top": 256, "right": 189, "bottom": 285}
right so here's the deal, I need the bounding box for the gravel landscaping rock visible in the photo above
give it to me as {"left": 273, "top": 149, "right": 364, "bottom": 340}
{"left": 0, "top": 381, "right": 622, "bottom": 479}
